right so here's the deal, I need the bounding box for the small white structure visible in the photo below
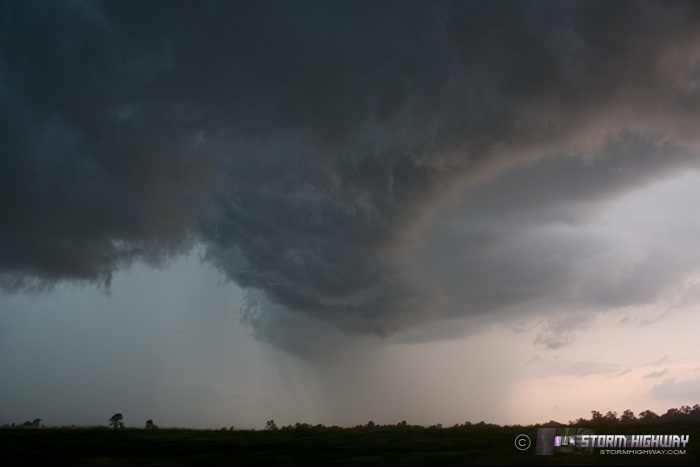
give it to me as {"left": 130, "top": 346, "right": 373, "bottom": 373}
{"left": 21, "top": 418, "right": 44, "bottom": 429}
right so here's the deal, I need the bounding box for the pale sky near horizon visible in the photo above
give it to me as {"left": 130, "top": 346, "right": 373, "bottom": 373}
{"left": 2, "top": 0, "right": 700, "bottom": 429}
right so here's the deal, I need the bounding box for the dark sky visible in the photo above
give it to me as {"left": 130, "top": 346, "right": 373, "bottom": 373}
{"left": 2, "top": 1, "right": 700, "bottom": 428}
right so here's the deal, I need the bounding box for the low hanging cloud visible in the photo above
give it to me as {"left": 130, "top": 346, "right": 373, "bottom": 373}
{"left": 651, "top": 376, "right": 700, "bottom": 400}
{"left": 2, "top": 1, "right": 700, "bottom": 344}
{"left": 525, "top": 356, "right": 622, "bottom": 378}
{"left": 644, "top": 369, "right": 669, "bottom": 379}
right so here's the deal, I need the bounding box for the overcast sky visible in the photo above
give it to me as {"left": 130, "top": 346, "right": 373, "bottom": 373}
{"left": 2, "top": 0, "right": 700, "bottom": 429}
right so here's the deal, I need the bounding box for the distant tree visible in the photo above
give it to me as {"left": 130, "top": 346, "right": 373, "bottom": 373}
{"left": 265, "top": 420, "right": 278, "bottom": 431}
{"left": 638, "top": 410, "right": 659, "bottom": 423}
{"left": 619, "top": 409, "right": 637, "bottom": 424}
{"left": 661, "top": 407, "right": 684, "bottom": 421}
{"left": 145, "top": 419, "right": 157, "bottom": 430}
{"left": 541, "top": 420, "right": 564, "bottom": 427}
{"left": 603, "top": 411, "right": 618, "bottom": 424}
{"left": 590, "top": 411, "right": 604, "bottom": 423}
{"left": 109, "top": 413, "right": 124, "bottom": 429}
{"left": 691, "top": 405, "right": 700, "bottom": 420}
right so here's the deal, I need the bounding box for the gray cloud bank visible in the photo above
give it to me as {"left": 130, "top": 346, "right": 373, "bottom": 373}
{"left": 652, "top": 376, "right": 700, "bottom": 400}
{"left": 2, "top": 1, "right": 700, "bottom": 342}
{"left": 644, "top": 369, "right": 669, "bottom": 379}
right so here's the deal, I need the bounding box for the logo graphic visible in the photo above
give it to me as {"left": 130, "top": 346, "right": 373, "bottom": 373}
{"left": 514, "top": 434, "right": 531, "bottom": 451}
{"left": 534, "top": 428, "right": 689, "bottom": 456}
{"left": 535, "top": 427, "right": 596, "bottom": 455}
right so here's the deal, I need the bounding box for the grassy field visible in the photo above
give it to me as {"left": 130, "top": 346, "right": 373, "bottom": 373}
{"left": 2, "top": 422, "right": 699, "bottom": 466}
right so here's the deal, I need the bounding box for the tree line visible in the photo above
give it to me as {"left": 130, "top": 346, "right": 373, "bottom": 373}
{"left": 569, "top": 404, "right": 700, "bottom": 425}
{"left": 5, "top": 404, "right": 699, "bottom": 431}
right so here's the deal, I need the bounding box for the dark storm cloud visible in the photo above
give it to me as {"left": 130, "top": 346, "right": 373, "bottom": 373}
{"left": 0, "top": 0, "right": 212, "bottom": 288}
{"left": 415, "top": 140, "right": 700, "bottom": 326}
{"left": 2, "top": 1, "right": 700, "bottom": 340}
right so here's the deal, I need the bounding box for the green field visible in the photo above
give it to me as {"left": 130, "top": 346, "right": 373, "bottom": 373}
{"left": 2, "top": 422, "right": 699, "bottom": 466}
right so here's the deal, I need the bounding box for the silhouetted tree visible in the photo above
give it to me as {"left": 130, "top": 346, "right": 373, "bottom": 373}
{"left": 145, "top": 419, "right": 157, "bottom": 429}
{"left": 109, "top": 413, "right": 124, "bottom": 429}
{"left": 603, "top": 411, "right": 618, "bottom": 424}
{"left": 691, "top": 405, "right": 700, "bottom": 420}
{"left": 661, "top": 407, "right": 684, "bottom": 421}
{"left": 265, "top": 420, "right": 278, "bottom": 431}
{"left": 619, "top": 409, "right": 637, "bottom": 424}
{"left": 638, "top": 409, "right": 659, "bottom": 423}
